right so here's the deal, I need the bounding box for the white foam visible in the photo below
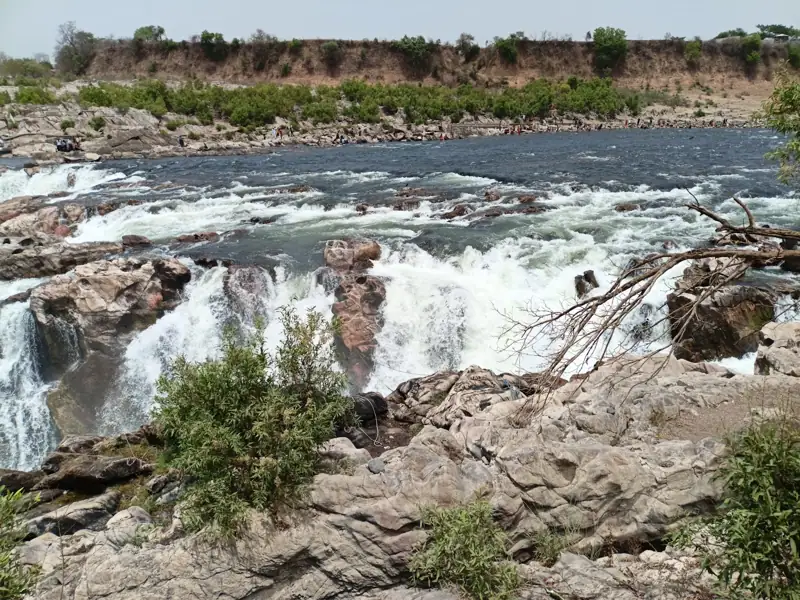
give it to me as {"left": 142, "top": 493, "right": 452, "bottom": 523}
{"left": 0, "top": 165, "right": 128, "bottom": 202}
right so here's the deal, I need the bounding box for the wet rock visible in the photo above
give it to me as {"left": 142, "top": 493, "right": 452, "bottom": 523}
{"left": 0, "top": 289, "right": 32, "bottom": 309}
{"left": 675, "top": 257, "right": 749, "bottom": 292}
{"left": 248, "top": 216, "right": 278, "bottom": 225}
{"left": 755, "top": 322, "right": 800, "bottom": 377}
{"left": 273, "top": 185, "right": 314, "bottom": 194}
{"left": 324, "top": 239, "right": 381, "bottom": 273}
{"left": 175, "top": 231, "right": 219, "bottom": 243}
{"left": 0, "top": 195, "right": 47, "bottom": 224}
{"left": 395, "top": 187, "right": 431, "bottom": 198}
{"left": 575, "top": 270, "right": 599, "bottom": 298}
{"left": 440, "top": 204, "right": 470, "bottom": 219}
{"left": 122, "top": 234, "right": 152, "bottom": 248}
{"left": 25, "top": 491, "right": 119, "bottom": 539}
{"left": 223, "top": 265, "right": 272, "bottom": 325}
{"left": 34, "top": 455, "right": 153, "bottom": 493}
{"left": 669, "top": 285, "right": 776, "bottom": 362}
{"left": 516, "top": 205, "right": 549, "bottom": 215}
{"left": 0, "top": 236, "right": 123, "bottom": 280}
{"left": 355, "top": 204, "right": 369, "bottom": 215}
{"left": 353, "top": 392, "right": 388, "bottom": 424}
{"left": 614, "top": 203, "right": 641, "bottom": 212}
{"left": 388, "top": 371, "right": 461, "bottom": 422}
{"left": 484, "top": 189, "right": 501, "bottom": 202}
{"left": 393, "top": 199, "right": 420, "bottom": 211}
{"left": 333, "top": 274, "right": 387, "bottom": 390}
{"left": 0, "top": 469, "right": 45, "bottom": 493}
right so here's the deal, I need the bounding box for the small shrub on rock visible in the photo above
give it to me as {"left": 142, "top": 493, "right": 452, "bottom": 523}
{"left": 684, "top": 39, "right": 702, "bottom": 67}
{"left": 410, "top": 500, "right": 520, "bottom": 600}
{"left": 88, "top": 115, "right": 106, "bottom": 131}
{"left": 154, "top": 308, "right": 354, "bottom": 536}
{"left": 60, "top": 118, "right": 75, "bottom": 131}
{"left": 0, "top": 91, "right": 11, "bottom": 106}
{"left": 15, "top": 86, "right": 56, "bottom": 105}
{"left": 321, "top": 41, "right": 343, "bottom": 70}
{"left": 672, "top": 417, "right": 800, "bottom": 599}
{"left": 0, "top": 487, "right": 38, "bottom": 599}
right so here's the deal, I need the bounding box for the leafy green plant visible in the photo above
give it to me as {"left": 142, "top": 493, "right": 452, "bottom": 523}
{"left": 165, "top": 119, "right": 184, "bottom": 131}
{"left": 54, "top": 21, "right": 96, "bottom": 75}
{"left": 742, "top": 34, "right": 762, "bottom": 69}
{"left": 684, "top": 39, "right": 702, "bottom": 67}
{"left": 199, "top": 31, "right": 228, "bottom": 61}
{"left": 14, "top": 86, "right": 56, "bottom": 105}
{"left": 0, "top": 91, "right": 11, "bottom": 106}
{"left": 60, "top": 118, "right": 75, "bottom": 131}
{"left": 788, "top": 44, "right": 800, "bottom": 69}
{"left": 593, "top": 26, "right": 628, "bottom": 73}
{"left": 694, "top": 108, "right": 706, "bottom": 117}
{"left": 392, "top": 35, "right": 436, "bottom": 75}
{"left": 493, "top": 34, "right": 523, "bottom": 65}
{"left": 456, "top": 33, "right": 481, "bottom": 62}
{"left": 288, "top": 39, "right": 303, "bottom": 55}
{"left": 672, "top": 417, "right": 800, "bottom": 599}
{"left": 409, "top": 500, "right": 520, "bottom": 600}
{"left": 187, "top": 131, "right": 200, "bottom": 141}
{"left": 154, "top": 308, "right": 354, "bottom": 536}
{"left": 133, "top": 25, "right": 165, "bottom": 42}
{"left": 715, "top": 28, "right": 748, "bottom": 39}
{"left": 148, "top": 62, "right": 158, "bottom": 74}
{"left": 764, "top": 71, "right": 800, "bottom": 183}
{"left": 0, "top": 487, "right": 39, "bottom": 599}
{"left": 280, "top": 63, "right": 292, "bottom": 77}
{"left": 320, "top": 41, "right": 343, "bottom": 70}
{"left": 88, "top": 115, "right": 106, "bottom": 131}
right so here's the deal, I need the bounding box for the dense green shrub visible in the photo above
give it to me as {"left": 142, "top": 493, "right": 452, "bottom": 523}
{"left": 593, "top": 27, "right": 628, "bottom": 73}
{"left": 0, "top": 57, "right": 51, "bottom": 79}
{"left": 54, "top": 22, "right": 96, "bottom": 75}
{"left": 410, "top": 500, "right": 520, "bottom": 600}
{"left": 154, "top": 309, "right": 354, "bottom": 536}
{"left": 60, "top": 118, "right": 75, "bottom": 131}
{"left": 757, "top": 24, "right": 800, "bottom": 38}
{"left": 321, "top": 41, "right": 343, "bottom": 70}
{"left": 0, "top": 487, "right": 38, "bottom": 599}
{"left": 248, "top": 30, "right": 285, "bottom": 71}
{"left": 456, "top": 33, "right": 481, "bottom": 62}
{"left": 280, "top": 63, "right": 292, "bottom": 77}
{"left": 200, "top": 31, "right": 228, "bottom": 61}
{"left": 15, "top": 86, "right": 57, "bottom": 104}
{"left": 493, "top": 34, "right": 522, "bottom": 65}
{"left": 288, "top": 39, "right": 303, "bottom": 55}
{"left": 684, "top": 39, "right": 702, "bottom": 67}
{"left": 133, "top": 25, "right": 165, "bottom": 42}
{"left": 0, "top": 91, "right": 11, "bottom": 106}
{"left": 673, "top": 417, "right": 800, "bottom": 599}
{"left": 715, "top": 28, "right": 748, "bottom": 39}
{"left": 165, "top": 119, "right": 184, "bottom": 131}
{"left": 788, "top": 44, "right": 800, "bottom": 68}
{"left": 88, "top": 115, "right": 106, "bottom": 131}
{"left": 764, "top": 71, "right": 800, "bottom": 183}
{"left": 392, "top": 36, "right": 436, "bottom": 75}
{"left": 742, "top": 34, "right": 762, "bottom": 68}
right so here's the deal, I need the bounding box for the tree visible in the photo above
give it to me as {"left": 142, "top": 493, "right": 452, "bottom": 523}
{"left": 684, "top": 38, "right": 702, "bottom": 67}
{"left": 715, "top": 28, "right": 748, "bottom": 39}
{"left": 54, "top": 21, "right": 96, "bottom": 75}
{"left": 592, "top": 27, "right": 627, "bottom": 73}
{"left": 456, "top": 33, "right": 480, "bottom": 62}
{"left": 154, "top": 308, "right": 354, "bottom": 536}
{"left": 757, "top": 24, "right": 800, "bottom": 38}
{"left": 133, "top": 25, "right": 166, "bottom": 42}
{"left": 764, "top": 70, "right": 800, "bottom": 183}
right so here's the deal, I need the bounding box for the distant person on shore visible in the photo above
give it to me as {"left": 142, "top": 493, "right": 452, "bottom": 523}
{"left": 178, "top": 135, "right": 185, "bottom": 148}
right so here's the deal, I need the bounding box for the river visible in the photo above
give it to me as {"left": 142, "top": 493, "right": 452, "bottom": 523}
{"left": 0, "top": 127, "right": 795, "bottom": 469}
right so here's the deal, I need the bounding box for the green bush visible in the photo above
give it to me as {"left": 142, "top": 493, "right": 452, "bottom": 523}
{"left": 684, "top": 39, "right": 702, "bottom": 67}
{"left": 187, "top": 131, "right": 200, "bottom": 141}
{"left": 15, "top": 86, "right": 56, "bottom": 105}
{"left": 393, "top": 36, "right": 436, "bottom": 75}
{"left": 154, "top": 309, "right": 354, "bottom": 536}
{"left": 0, "top": 91, "right": 11, "bottom": 106}
{"left": 88, "top": 115, "right": 106, "bottom": 131}
{"left": 60, "top": 118, "right": 75, "bottom": 131}
{"left": 745, "top": 50, "right": 762, "bottom": 66}
{"left": 694, "top": 108, "right": 706, "bottom": 117}
{"left": 148, "top": 62, "right": 158, "bottom": 74}
{"left": 281, "top": 63, "right": 292, "bottom": 77}
{"left": 321, "top": 41, "right": 343, "bottom": 70}
{"left": 410, "top": 500, "right": 520, "bottom": 600}
{"left": 788, "top": 44, "right": 800, "bottom": 69}
{"left": 0, "top": 58, "right": 52, "bottom": 79}
{"left": 0, "top": 487, "right": 38, "bottom": 599}
{"left": 200, "top": 30, "right": 228, "bottom": 61}
{"left": 165, "top": 119, "right": 184, "bottom": 131}
{"left": 133, "top": 25, "right": 165, "bottom": 42}
{"left": 456, "top": 33, "right": 481, "bottom": 62}
{"left": 288, "top": 39, "right": 304, "bottom": 55}
{"left": 593, "top": 27, "right": 628, "bottom": 73}
{"left": 493, "top": 34, "right": 522, "bottom": 65}
{"left": 673, "top": 418, "right": 800, "bottom": 598}
{"left": 742, "top": 34, "right": 762, "bottom": 68}
{"left": 715, "top": 28, "right": 748, "bottom": 39}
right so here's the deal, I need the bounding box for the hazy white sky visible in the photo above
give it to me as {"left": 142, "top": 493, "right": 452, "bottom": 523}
{"left": 1, "top": 0, "right": 798, "bottom": 58}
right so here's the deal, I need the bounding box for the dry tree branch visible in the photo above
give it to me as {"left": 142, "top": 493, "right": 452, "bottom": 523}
{"left": 507, "top": 194, "right": 800, "bottom": 425}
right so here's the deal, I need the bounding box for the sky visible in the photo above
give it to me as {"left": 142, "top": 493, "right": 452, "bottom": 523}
{"left": 0, "top": 0, "right": 798, "bottom": 59}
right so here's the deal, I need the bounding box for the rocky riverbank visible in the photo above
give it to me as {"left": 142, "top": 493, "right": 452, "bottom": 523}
{"left": 1, "top": 97, "right": 762, "bottom": 164}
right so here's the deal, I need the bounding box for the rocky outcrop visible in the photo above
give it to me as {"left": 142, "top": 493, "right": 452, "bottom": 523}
{"left": 755, "top": 321, "right": 800, "bottom": 377}
{"left": 29, "top": 258, "right": 190, "bottom": 434}
{"left": 0, "top": 201, "right": 88, "bottom": 238}
{"left": 0, "top": 195, "right": 48, "bottom": 223}
{"left": 323, "top": 240, "right": 386, "bottom": 389}
{"left": 34, "top": 454, "right": 153, "bottom": 493}
{"left": 440, "top": 204, "right": 470, "bottom": 219}
{"left": 222, "top": 265, "right": 273, "bottom": 326}
{"left": 574, "top": 270, "right": 599, "bottom": 298}
{"left": 388, "top": 371, "right": 461, "bottom": 422}
{"left": 668, "top": 285, "right": 775, "bottom": 361}
{"left": 25, "top": 492, "right": 120, "bottom": 539}
{"left": 0, "top": 235, "right": 122, "bottom": 280}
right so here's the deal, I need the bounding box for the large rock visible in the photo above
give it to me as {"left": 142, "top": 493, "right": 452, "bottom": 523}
{"left": 0, "top": 469, "right": 44, "bottom": 492}
{"left": 29, "top": 258, "right": 190, "bottom": 434}
{"left": 427, "top": 366, "right": 521, "bottom": 428}
{"left": 333, "top": 274, "right": 386, "bottom": 389}
{"left": 35, "top": 454, "right": 153, "bottom": 493}
{"left": 25, "top": 491, "right": 119, "bottom": 539}
{"left": 388, "top": 371, "right": 461, "bottom": 422}
{"left": 324, "top": 239, "right": 381, "bottom": 273}
{"left": 0, "top": 236, "right": 122, "bottom": 280}
{"left": 222, "top": 265, "right": 272, "bottom": 326}
{"left": 755, "top": 321, "right": 800, "bottom": 377}
{"left": 0, "top": 202, "right": 88, "bottom": 238}
{"left": 0, "top": 195, "right": 47, "bottom": 223}
{"left": 668, "top": 285, "right": 775, "bottom": 361}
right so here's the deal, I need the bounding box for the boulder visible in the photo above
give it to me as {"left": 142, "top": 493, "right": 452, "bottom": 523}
{"left": 668, "top": 285, "right": 775, "bottom": 362}
{"left": 0, "top": 469, "right": 44, "bottom": 492}
{"left": 614, "top": 203, "right": 641, "bottom": 212}
{"left": 222, "top": 265, "right": 272, "bottom": 325}
{"left": 25, "top": 491, "right": 119, "bottom": 539}
{"left": 175, "top": 231, "right": 219, "bottom": 243}
{"left": 353, "top": 392, "right": 388, "bottom": 424}
{"left": 575, "top": 270, "right": 599, "bottom": 298}
{"left": 332, "top": 274, "right": 387, "bottom": 389}
{"left": 102, "top": 506, "right": 153, "bottom": 547}
{"left": 34, "top": 454, "right": 153, "bottom": 493}
{"left": 355, "top": 204, "right": 369, "bottom": 215}
{"left": 427, "top": 366, "right": 520, "bottom": 428}
{"left": 324, "top": 239, "right": 381, "bottom": 273}
{"left": 320, "top": 438, "right": 371, "bottom": 468}
{"left": 517, "top": 195, "right": 538, "bottom": 204}
{"left": 0, "top": 236, "right": 122, "bottom": 280}
{"left": 484, "top": 189, "right": 501, "bottom": 202}
{"left": 388, "top": 371, "right": 461, "bottom": 422}
{"left": 755, "top": 322, "right": 800, "bottom": 377}
{"left": 393, "top": 199, "right": 420, "bottom": 211}
{"left": 0, "top": 195, "right": 47, "bottom": 223}
{"left": 440, "top": 204, "right": 470, "bottom": 220}
{"left": 121, "top": 234, "right": 152, "bottom": 248}
{"left": 675, "top": 257, "right": 748, "bottom": 292}
{"left": 0, "top": 202, "right": 88, "bottom": 238}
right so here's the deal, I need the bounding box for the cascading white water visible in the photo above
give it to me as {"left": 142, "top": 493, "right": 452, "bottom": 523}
{"left": 0, "top": 279, "right": 53, "bottom": 470}
{"left": 0, "top": 164, "right": 128, "bottom": 202}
